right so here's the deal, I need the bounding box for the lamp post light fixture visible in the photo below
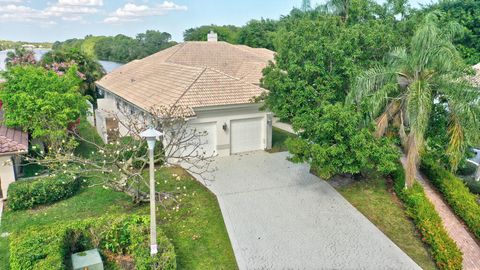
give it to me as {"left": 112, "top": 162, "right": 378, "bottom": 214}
{"left": 140, "top": 127, "right": 163, "bottom": 256}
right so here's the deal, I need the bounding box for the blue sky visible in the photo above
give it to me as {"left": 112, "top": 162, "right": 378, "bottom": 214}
{"left": 0, "top": 0, "right": 436, "bottom": 43}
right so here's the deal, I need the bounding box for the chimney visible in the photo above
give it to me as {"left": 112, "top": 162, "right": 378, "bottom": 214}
{"left": 207, "top": 31, "right": 218, "bottom": 42}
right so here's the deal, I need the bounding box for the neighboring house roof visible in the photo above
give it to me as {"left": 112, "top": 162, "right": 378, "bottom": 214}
{"left": 96, "top": 41, "right": 275, "bottom": 116}
{"left": 0, "top": 111, "right": 28, "bottom": 155}
{"left": 468, "top": 63, "right": 480, "bottom": 87}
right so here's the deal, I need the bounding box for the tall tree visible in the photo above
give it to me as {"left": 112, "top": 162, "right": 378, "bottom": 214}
{"left": 263, "top": 12, "right": 403, "bottom": 120}
{"left": 237, "top": 19, "right": 278, "bottom": 50}
{"left": 1, "top": 65, "right": 88, "bottom": 146}
{"left": 423, "top": 0, "right": 480, "bottom": 65}
{"left": 183, "top": 25, "right": 241, "bottom": 43}
{"left": 301, "top": 0, "right": 312, "bottom": 12}
{"left": 347, "top": 12, "right": 480, "bottom": 187}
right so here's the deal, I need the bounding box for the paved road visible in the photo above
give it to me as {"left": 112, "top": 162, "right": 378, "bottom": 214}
{"left": 196, "top": 151, "right": 420, "bottom": 270}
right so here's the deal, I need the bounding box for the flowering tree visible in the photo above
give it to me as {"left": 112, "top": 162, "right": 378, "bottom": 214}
{"left": 26, "top": 105, "right": 216, "bottom": 203}
{"left": 5, "top": 47, "right": 36, "bottom": 68}
{"left": 40, "top": 49, "right": 105, "bottom": 100}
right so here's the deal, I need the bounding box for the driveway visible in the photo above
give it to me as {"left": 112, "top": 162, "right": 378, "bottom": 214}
{"left": 196, "top": 151, "right": 420, "bottom": 270}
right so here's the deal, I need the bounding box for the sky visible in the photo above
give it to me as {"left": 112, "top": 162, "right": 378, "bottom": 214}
{"left": 0, "top": 0, "right": 437, "bottom": 43}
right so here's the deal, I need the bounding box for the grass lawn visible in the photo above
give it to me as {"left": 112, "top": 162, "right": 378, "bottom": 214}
{"left": 268, "top": 127, "right": 296, "bottom": 153}
{"left": 74, "top": 117, "right": 105, "bottom": 158}
{"left": 336, "top": 177, "right": 437, "bottom": 270}
{"left": 0, "top": 167, "right": 237, "bottom": 270}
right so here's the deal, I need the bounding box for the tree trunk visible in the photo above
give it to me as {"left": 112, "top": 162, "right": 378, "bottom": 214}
{"left": 475, "top": 165, "right": 480, "bottom": 182}
{"left": 405, "top": 134, "right": 418, "bottom": 188}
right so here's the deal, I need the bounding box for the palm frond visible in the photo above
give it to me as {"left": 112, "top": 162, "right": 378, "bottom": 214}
{"left": 407, "top": 79, "right": 432, "bottom": 142}
{"left": 446, "top": 114, "right": 464, "bottom": 172}
{"left": 346, "top": 65, "right": 397, "bottom": 108}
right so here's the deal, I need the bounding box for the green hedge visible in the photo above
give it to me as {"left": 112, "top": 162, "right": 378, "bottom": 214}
{"left": 9, "top": 215, "right": 176, "bottom": 270}
{"left": 421, "top": 158, "right": 480, "bottom": 240}
{"left": 7, "top": 174, "right": 81, "bottom": 211}
{"left": 392, "top": 165, "right": 463, "bottom": 270}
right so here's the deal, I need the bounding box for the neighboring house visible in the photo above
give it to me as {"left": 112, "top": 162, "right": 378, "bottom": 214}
{"left": 95, "top": 32, "right": 275, "bottom": 156}
{"left": 0, "top": 111, "right": 28, "bottom": 199}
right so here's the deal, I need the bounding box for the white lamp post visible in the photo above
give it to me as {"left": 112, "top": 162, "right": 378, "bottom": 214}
{"left": 140, "top": 127, "right": 163, "bottom": 256}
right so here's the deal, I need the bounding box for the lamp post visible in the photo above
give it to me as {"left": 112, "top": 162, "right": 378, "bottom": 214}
{"left": 140, "top": 127, "right": 163, "bottom": 256}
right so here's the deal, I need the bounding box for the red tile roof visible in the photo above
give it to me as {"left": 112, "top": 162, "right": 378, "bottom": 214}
{"left": 0, "top": 111, "right": 28, "bottom": 155}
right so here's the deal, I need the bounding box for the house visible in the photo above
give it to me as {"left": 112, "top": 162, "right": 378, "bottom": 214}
{"left": 0, "top": 111, "right": 28, "bottom": 199}
{"left": 95, "top": 32, "right": 275, "bottom": 156}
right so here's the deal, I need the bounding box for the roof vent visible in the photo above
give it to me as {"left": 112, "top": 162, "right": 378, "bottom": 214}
{"left": 207, "top": 31, "right": 218, "bottom": 42}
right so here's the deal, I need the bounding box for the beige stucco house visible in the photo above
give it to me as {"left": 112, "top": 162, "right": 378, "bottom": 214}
{"left": 95, "top": 33, "right": 275, "bottom": 157}
{"left": 0, "top": 111, "right": 28, "bottom": 199}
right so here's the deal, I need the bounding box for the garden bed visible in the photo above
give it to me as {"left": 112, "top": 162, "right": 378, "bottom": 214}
{"left": 0, "top": 167, "right": 237, "bottom": 269}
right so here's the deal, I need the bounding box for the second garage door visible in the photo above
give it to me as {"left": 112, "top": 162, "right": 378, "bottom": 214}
{"left": 231, "top": 118, "right": 263, "bottom": 154}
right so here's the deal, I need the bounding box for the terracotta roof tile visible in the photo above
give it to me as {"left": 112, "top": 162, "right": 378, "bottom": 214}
{"left": 0, "top": 111, "right": 28, "bottom": 154}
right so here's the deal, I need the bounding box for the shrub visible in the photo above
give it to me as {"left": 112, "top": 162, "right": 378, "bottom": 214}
{"left": 7, "top": 174, "right": 81, "bottom": 211}
{"left": 391, "top": 164, "right": 463, "bottom": 270}
{"left": 421, "top": 158, "right": 480, "bottom": 240}
{"left": 9, "top": 215, "right": 176, "bottom": 270}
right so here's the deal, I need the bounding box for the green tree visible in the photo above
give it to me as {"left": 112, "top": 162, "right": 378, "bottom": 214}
{"left": 301, "top": 0, "right": 312, "bottom": 12}
{"left": 183, "top": 25, "right": 241, "bottom": 43}
{"left": 1, "top": 65, "right": 88, "bottom": 145}
{"left": 263, "top": 12, "right": 404, "bottom": 120}
{"left": 237, "top": 19, "right": 278, "bottom": 50}
{"left": 347, "top": 13, "right": 480, "bottom": 187}
{"left": 287, "top": 104, "right": 399, "bottom": 179}
{"left": 135, "top": 30, "right": 176, "bottom": 57}
{"left": 428, "top": 0, "right": 480, "bottom": 65}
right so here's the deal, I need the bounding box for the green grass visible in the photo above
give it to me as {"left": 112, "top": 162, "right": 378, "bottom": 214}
{"left": 336, "top": 177, "right": 437, "bottom": 270}
{"left": 268, "top": 127, "right": 296, "bottom": 153}
{"left": 74, "top": 117, "right": 104, "bottom": 158}
{"left": 0, "top": 167, "right": 237, "bottom": 269}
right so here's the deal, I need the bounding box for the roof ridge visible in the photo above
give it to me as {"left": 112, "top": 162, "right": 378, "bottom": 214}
{"left": 203, "top": 66, "right": 265, "bottom": 90}
{"left": 172, "top": 66, "right": 208, "bottom": 107}
{"left": 231, "top": 44, "right": 273, "bottom": 61}
{"left": 165, "top": 43, "right": 186, "bottom": 63}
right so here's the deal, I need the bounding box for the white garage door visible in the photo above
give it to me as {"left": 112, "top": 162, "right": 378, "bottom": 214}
{"left": 231, "top": 118, "right": 263, "bottom": 154}
{"left": 189, "top": 122, "right": 217, "bottom": 157}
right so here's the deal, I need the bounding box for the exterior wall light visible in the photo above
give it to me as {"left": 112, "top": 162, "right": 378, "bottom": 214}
{"left": 222, "top": 123, "right": 228, "bottom": 132}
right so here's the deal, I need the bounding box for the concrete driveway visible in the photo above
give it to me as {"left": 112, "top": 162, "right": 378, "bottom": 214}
{"left": 197, "top": 151, "right": 420, "bottom": 270}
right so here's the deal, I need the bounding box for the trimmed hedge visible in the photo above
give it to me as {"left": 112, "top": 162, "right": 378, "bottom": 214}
{"left": 9, "top": 215, "right": 176, "bottom": 270}
{"left": 391, "top": 165, "right": 463, "bottom": 270}
{"left": 7, "top": 174, "right": 81, "bottom": 211}
{"left": 421, "top": 158, "right": 480, "bottom": 240}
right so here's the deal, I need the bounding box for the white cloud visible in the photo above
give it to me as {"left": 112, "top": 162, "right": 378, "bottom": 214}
{"left": 104, "top": 1, "right": 187, "bottom": 23}
{"left": 58, "top": 0, "right": 103, "bottom": 6}
{"left": 43, "top": 5, "right": 98, "bottom": 16}
{"left": 0, "top": 4, "right": 44, "bottom": 21}
{"left": 0, "top": 0, "right": 24, "bottom": 3}
{"left": 0, "top": 0, "right": 102, "bottom": 22}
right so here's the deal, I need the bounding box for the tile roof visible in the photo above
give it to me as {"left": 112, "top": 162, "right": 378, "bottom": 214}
{"left": 0, "top": 111, "right": 28, "bottom": 155}
{"left": 97, "top": 41, "right": 274, "bottom": 116}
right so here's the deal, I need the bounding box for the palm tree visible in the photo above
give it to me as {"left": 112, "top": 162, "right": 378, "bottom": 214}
{"left": 347, "top": 12, "right": 480, "bottom": 187}
{"left": 301, "top": 0, "right": 312, "bottom": 12}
